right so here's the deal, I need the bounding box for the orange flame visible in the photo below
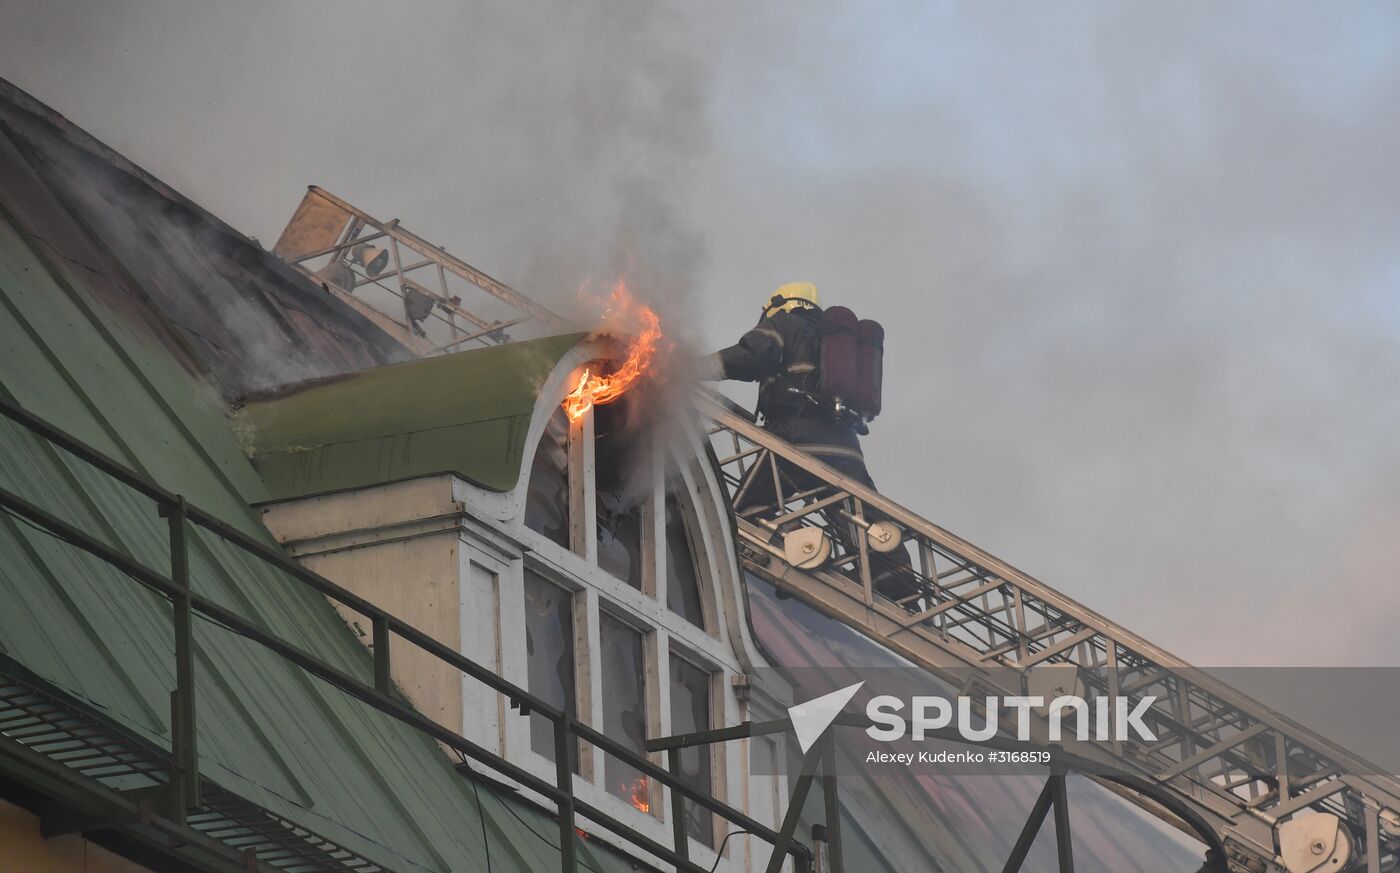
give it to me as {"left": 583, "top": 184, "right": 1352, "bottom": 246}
{"left": 563, "top": 280, "right": 663, "bottom": 422}
{"left": 622, "top": 775, "right": 650, "bottom": 814}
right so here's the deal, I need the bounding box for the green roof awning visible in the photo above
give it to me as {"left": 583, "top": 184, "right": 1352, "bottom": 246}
{"left": 239, "top": 333, "right": 585, "bottom": 499}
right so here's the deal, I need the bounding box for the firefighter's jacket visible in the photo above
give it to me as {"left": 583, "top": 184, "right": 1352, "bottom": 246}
{"left": 715, "top": 306, "right": 871, "bottom": 483}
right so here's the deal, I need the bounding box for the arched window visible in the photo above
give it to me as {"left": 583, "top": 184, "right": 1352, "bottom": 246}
{"left": 594, "top": 402, "right": 644, "bottom": 590}
{"left": 524, "top": 408, "right": 571, "bottom": 549}
{"left": 523, "top": 568, "right": 578, "bottom": 769}
{"left": 601, "top": 612, "right": 649, "bottom": 809}
{"left": 511, "top": 386, "right": 743, "bottom": 863}
{"left": 669, "top": 653, "right": 715, "bottom": 845}
{"left": 665, "top": 484, "right": 708, "bottom": 631}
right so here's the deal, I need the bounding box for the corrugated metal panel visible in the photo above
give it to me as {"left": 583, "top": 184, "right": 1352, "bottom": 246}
{"left": 0, "top": 84, "right": 643, "bottom": 873}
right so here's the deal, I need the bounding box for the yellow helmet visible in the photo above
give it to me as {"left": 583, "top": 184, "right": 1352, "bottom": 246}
{"left": 764, "top": 281, "right": 820, "bottom": 316}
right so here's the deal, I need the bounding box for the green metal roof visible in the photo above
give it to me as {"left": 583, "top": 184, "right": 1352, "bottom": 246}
{"left": 238, "top": 333, "right": 585, "bottom": 499}
{"left": 0, "top": 105, "right": 633, "bottom": 873}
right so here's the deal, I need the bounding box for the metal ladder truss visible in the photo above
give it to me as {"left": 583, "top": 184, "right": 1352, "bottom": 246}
{"left": 273, "top": 187, "right": 572, "bottom": 352}
{"left": 702, "top": 393, "right": 1399, "bottom": 873}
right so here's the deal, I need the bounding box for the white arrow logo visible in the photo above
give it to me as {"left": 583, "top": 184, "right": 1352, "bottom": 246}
{"left": 787, "top": 682, "right": 864, "bottom": 753}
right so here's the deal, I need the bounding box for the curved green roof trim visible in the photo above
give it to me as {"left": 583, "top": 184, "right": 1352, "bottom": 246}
{"left": 240, "top": 333, "right": 585, "bottom": 499}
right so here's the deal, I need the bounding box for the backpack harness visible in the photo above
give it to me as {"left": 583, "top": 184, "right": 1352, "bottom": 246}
{"left": 765, "top": 297, "right": 885, "bottom": 433}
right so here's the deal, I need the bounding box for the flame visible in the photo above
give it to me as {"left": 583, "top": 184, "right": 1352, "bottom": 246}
{"left": 622, "top": 775, "right": 650, "bottom": 814}
{"left": 563, "top": 280, "right": 663, "bottom": 422}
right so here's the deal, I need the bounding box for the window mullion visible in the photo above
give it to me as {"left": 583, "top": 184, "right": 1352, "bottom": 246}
{"left": 577, "top": 586, "right": 601, "bottom": 782}
{"left": 572, "top": 405, "right": 595, "bottom": 562}
{"left": 709, "top": 667, "right": 727, "bottom": 849}
{"left": 653, "top": 627, "right": 673, "bottom": 740}
{"left": 647, "top": 438, "right": 665, "bottom": 602}
{"left": 649, "top": 626, "right": 670, "bottom": 821}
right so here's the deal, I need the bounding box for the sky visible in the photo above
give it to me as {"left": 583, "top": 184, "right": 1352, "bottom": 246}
{"left": 2, "top": 1, "right": 1398, "bottom": 666}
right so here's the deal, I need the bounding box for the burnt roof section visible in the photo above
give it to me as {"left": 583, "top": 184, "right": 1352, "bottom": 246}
{"left": 0, "top": 76, "right": 411, "bottom": 398}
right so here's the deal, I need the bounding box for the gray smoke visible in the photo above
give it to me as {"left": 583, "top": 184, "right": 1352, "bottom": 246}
{"left": 684, "top": 3, "right": 1400, "bottom": 667}
{"left": 2, "top": 1, "right": 1399, "bottom": 669}
{"left": 0, "top": 0, "right": 710, "bottom": 324}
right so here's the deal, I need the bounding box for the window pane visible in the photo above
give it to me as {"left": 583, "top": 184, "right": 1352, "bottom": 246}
{"left": 665, "top": 489, "right": 706, "bottom": 629}
{"left": 749, "top": 736, "right": 780, "bottom": 829}
{"left": 669, "top": 656, "right": 714, "bottom": 846}
{"left": 525, "top": 408, "right": 571, "bottom": 549}
{"left": 601, "top": 613, "right": 649, "bottom": 811}
{"left": 524, "top": 569, "right": 577, "bottom": 769}
{"left": 595, "top": 403, "right": 644, "bottom": 590}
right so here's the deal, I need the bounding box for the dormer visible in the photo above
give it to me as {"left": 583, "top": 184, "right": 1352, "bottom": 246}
{"left": 240, "top": 334, "right": 789, "bottom": 871}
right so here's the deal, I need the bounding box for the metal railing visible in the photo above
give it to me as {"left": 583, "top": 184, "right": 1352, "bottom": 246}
{"left": 0, "top": 395, "right": 810, "bottom": 873}
{"left": 702, "top": 392, "right": 1398, "bottom": 873}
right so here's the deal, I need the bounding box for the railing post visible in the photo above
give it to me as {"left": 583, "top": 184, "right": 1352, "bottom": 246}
{"left": 1050, "top": 768, "right": 1074, "bottom": 873}
{"left": 765, "top": 747, "right": 820, "bottom": 873}
{"left": 811, "top": 824, "right": 829, "bottom": 873}
{"left": 553, "top": 718, "right": 578, "bottom": 873}
{"left": 371, "top": 615, "right": 391, "bottom": 693}
{"left": 819, "top": 734, "right": 843, "bottom": 873}
{"left": 668, "top": 747, "right": 689, "bottom": 865}
{"left": 166, "top": 496, "right": 199, "bottom": 821}
{"left": 1000, "top": 777, "right": 1055, "bottom": 873}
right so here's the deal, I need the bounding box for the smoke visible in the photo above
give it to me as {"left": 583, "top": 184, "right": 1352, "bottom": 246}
{"left": 685, "top": 3, "right": 1400, "bottom": 666}
{"left": 0, "top": 0, "right": 712, "bottom": 329}
{"left": 3, "top": 2, "right": 1400, "bottom": 667}
{"left": 432, "top": 1, "right": 711, "bottom": 327}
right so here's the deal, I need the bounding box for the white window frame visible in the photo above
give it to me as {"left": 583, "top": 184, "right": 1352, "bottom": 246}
{"left": 506, "top": 393, "right": 748, "bottom": 867}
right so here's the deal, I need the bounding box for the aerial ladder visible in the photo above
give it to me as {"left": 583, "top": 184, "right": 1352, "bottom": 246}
{"left": 273, "top": 187, "right": 1400, "bottom": 873}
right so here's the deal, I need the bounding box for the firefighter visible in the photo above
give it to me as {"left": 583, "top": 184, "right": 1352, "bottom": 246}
{"left": 705, "top": 282, "right": 918, "bottom": 601}
{"left": 707, "top": 283, "right": 872, "bottom": 483}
